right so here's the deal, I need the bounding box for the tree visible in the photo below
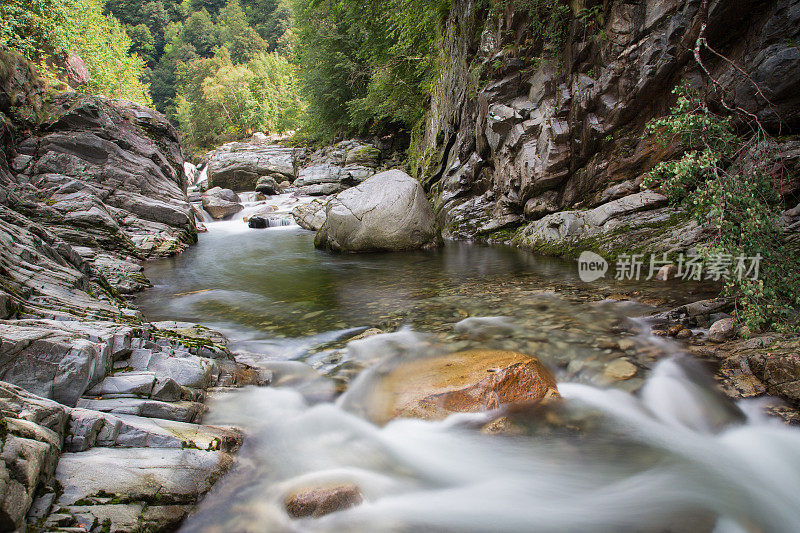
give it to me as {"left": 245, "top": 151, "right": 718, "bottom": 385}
{"left": 0, "top": 0, "right": 67, "bottom": 61}
{"left": 241, "top": 0, "right": 291, "bottom": 48}
{"left": 178, "top": 9, "right": 220, "bottom": 58}
{"left": 290, "top": 0, "right": 447, "bottom": 138}
{"left": 61, "top": 0, "right": 152, "bottom": 104}
{"left": 217, "top": 0, "right": 268, "bottom": 64}
{"left": 175, "top": 47, "right": 302, "bottom": 150}
{"left": 1, "top": 0, "right": 151, "bottom": 105}
{"left": 127, "top": 23, "right": 157, "bottom": 66}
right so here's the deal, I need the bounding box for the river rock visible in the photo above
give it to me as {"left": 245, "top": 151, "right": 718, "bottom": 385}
{"left": 65, "top": 410, "right": 241, "bottom": 452}
{"left": 75, "top": 398, "right": 206, "bottom": 423}
{"left": 314, "top": 170, "right": 440, "bottom": 252}
{"left": 86, "top": 372, "right": 157, "bottom": 397}
{"left": 202, "top": 187, "right": 243, "bottom": 219}
{"left": 285, "top": 484, "right": 363, "bottom": 518}
{"left": 453, "top": 316, "right": 515, "bottom": 339}
{"left": 248, "top": 216, "right": 268, "bottom": 229}
{"left": 291, "top": 140, "right": 382, "bottom": 195}
{"left": 604, "top": 359, "right": 638, "bottom": 381}
{"left": 345, "top": 145, "right": 381, "bottom": 166}
{"left": 50, "top": 447, "right": 233, "bottom": 530}
{"left": 365, "top": 349, "right": 559, "bottom": 423}
{"left": 0, "top": 320, "right": 128, "bottom": 406}
{"left": 708, "top": 318, "right": 737, "bottom": 343}
{"left": 0, "top": 382, "right": 68, "bottom": 530}
{"left": 292, "top": 198, "right": 328, "bottom": 231}
{"left": 254, "top": 176, "right": 280, "bottom": 195}
{"left": 206, "top": 143, "right": 296, "bottom": 191}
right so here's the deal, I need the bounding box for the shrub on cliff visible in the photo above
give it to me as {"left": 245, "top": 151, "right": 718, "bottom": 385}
{"left": 644, "top": 85, "right": 800, "bottom": 332}
{"left": 0, "top": 0, "right": 151, "bottom": 105}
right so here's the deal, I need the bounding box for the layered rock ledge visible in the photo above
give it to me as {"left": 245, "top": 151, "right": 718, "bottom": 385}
{"left": 0, "top": 47, "right": 266, "bottom": 531}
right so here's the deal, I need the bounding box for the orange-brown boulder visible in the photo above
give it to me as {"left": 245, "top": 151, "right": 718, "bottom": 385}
{"left": 367, "top": 350, "right": 559, "bottom": 423}
{"left": 285, "top": 484, "right": 363, "bottom": 518}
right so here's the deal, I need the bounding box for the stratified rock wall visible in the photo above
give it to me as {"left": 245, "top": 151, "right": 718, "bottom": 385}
{"left": 0, "top": 47, "right": 256, "bottom": 531}
{"left": 413, "top": 0, "right": 800, "bottom": 256}
{"left": 1, "top": 46, "right": 196, "bottom": 297}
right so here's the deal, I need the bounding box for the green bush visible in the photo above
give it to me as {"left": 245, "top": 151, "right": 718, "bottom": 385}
{"left": 644, "top": 85, "right": 800, "bottom": 332}
{"left": 0, "top": 0, "right": 66, "bottom": 61}
{"left": 1, "top": 0, "right": 151, "bottom": 105}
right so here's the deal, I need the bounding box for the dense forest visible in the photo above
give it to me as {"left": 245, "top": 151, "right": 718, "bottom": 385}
{"left": 0, "top": 0, "right": 447, "bottom": 153}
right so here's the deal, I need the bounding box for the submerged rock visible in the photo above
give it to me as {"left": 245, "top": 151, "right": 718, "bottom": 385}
{"left": 285, "top": 484, "right": 363, "bottom": 518}
{"left": 365, "top": 349, "right": 559, "bottom": 423}
{"left": 202, "top": 187, "right": 243, "bottom": 219}
{"left": 314, "top": 170, "right": 440, "bottom": 252}
{"left": 604, "top": 359, "right": 638, "bottom": 381}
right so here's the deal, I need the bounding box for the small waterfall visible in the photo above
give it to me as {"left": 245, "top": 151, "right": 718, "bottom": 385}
{"left": 196, "top": 192, "right": 315, "bottom": 234}
{"left": 248, "top": 216, "right": 298, "bottom": 229}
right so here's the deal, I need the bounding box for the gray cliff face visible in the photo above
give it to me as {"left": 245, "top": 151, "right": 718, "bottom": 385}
{"left": 0, "top": 48, "right": 264, "bottom": 531}
{"left": 2, "top": 47, "right": 198, "bottom": 298}
{"left": 413, "top": 0, "right": 800, "bottom": 255}
{"left": 6, "top": 90, "right": 197, "bottom": 295}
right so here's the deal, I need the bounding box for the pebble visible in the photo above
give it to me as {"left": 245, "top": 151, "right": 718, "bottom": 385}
{"left": 617, "top": 338, "right": 636, "bottom": 351}
{"left": 604, "top": 359, "right": 638, "bottom": 381}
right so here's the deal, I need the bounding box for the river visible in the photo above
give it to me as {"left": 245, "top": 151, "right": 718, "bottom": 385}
{"left": 136, "top": 195, "right": 800, "bottom": 533}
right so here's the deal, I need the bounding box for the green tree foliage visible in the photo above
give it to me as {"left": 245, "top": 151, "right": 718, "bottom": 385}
{"left": 144, "top": 0, "right": 290, "bottom": 115}
{"left": 61, "top": 0, "right": 152, "bottom": 104}
{"left": 291, "top": 0, "right": 448, "bottom": 139}
{"left": 176, "top": 48, "right": 302, "bottom": 150}
{"left": 241, "top": 0, "right": 292, "bottom": 49}
{"left": 176, "top": 9, "right": 221, "bottom": 58}
{"left": 217, "top": 0, "right": 268, "bottom": 63}
{"left": 644, "top": 85, "right": 800, "bottom": 332}
{"left": 0, "top": 0, "right": 66, "bottom": 61}
{"left": 127, "top": 23, "right": 157, "bottom": 65}
{"left": 1, "top": 0, "right": 151, "bottom": 105}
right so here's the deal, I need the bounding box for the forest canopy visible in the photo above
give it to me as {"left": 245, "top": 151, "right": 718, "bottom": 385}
{"left": 1, "top": 0, "right": 448, "bottom": 150}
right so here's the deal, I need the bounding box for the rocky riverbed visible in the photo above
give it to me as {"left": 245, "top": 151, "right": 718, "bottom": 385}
{"left": 2, "top": 37, "right": 800, "bottom": 532}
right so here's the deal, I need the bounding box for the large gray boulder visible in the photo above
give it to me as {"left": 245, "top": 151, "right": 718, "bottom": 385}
{"left": 206, "top": 143, "right": 296, "bottom": 191}
{"left": 314, "top": 170, "right": 440, "bottom": 252}
{"left": 202, "top": 187, "right": 243, "bottom": 219}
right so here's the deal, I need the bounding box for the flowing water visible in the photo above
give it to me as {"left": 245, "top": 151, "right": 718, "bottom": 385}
{"left": 137, "top": 197, "right": 800, "bottom": 533}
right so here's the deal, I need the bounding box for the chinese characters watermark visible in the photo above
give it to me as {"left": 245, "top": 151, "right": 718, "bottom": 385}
{"left": 577, "top": 251, "right": 762, "bottom": 282}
